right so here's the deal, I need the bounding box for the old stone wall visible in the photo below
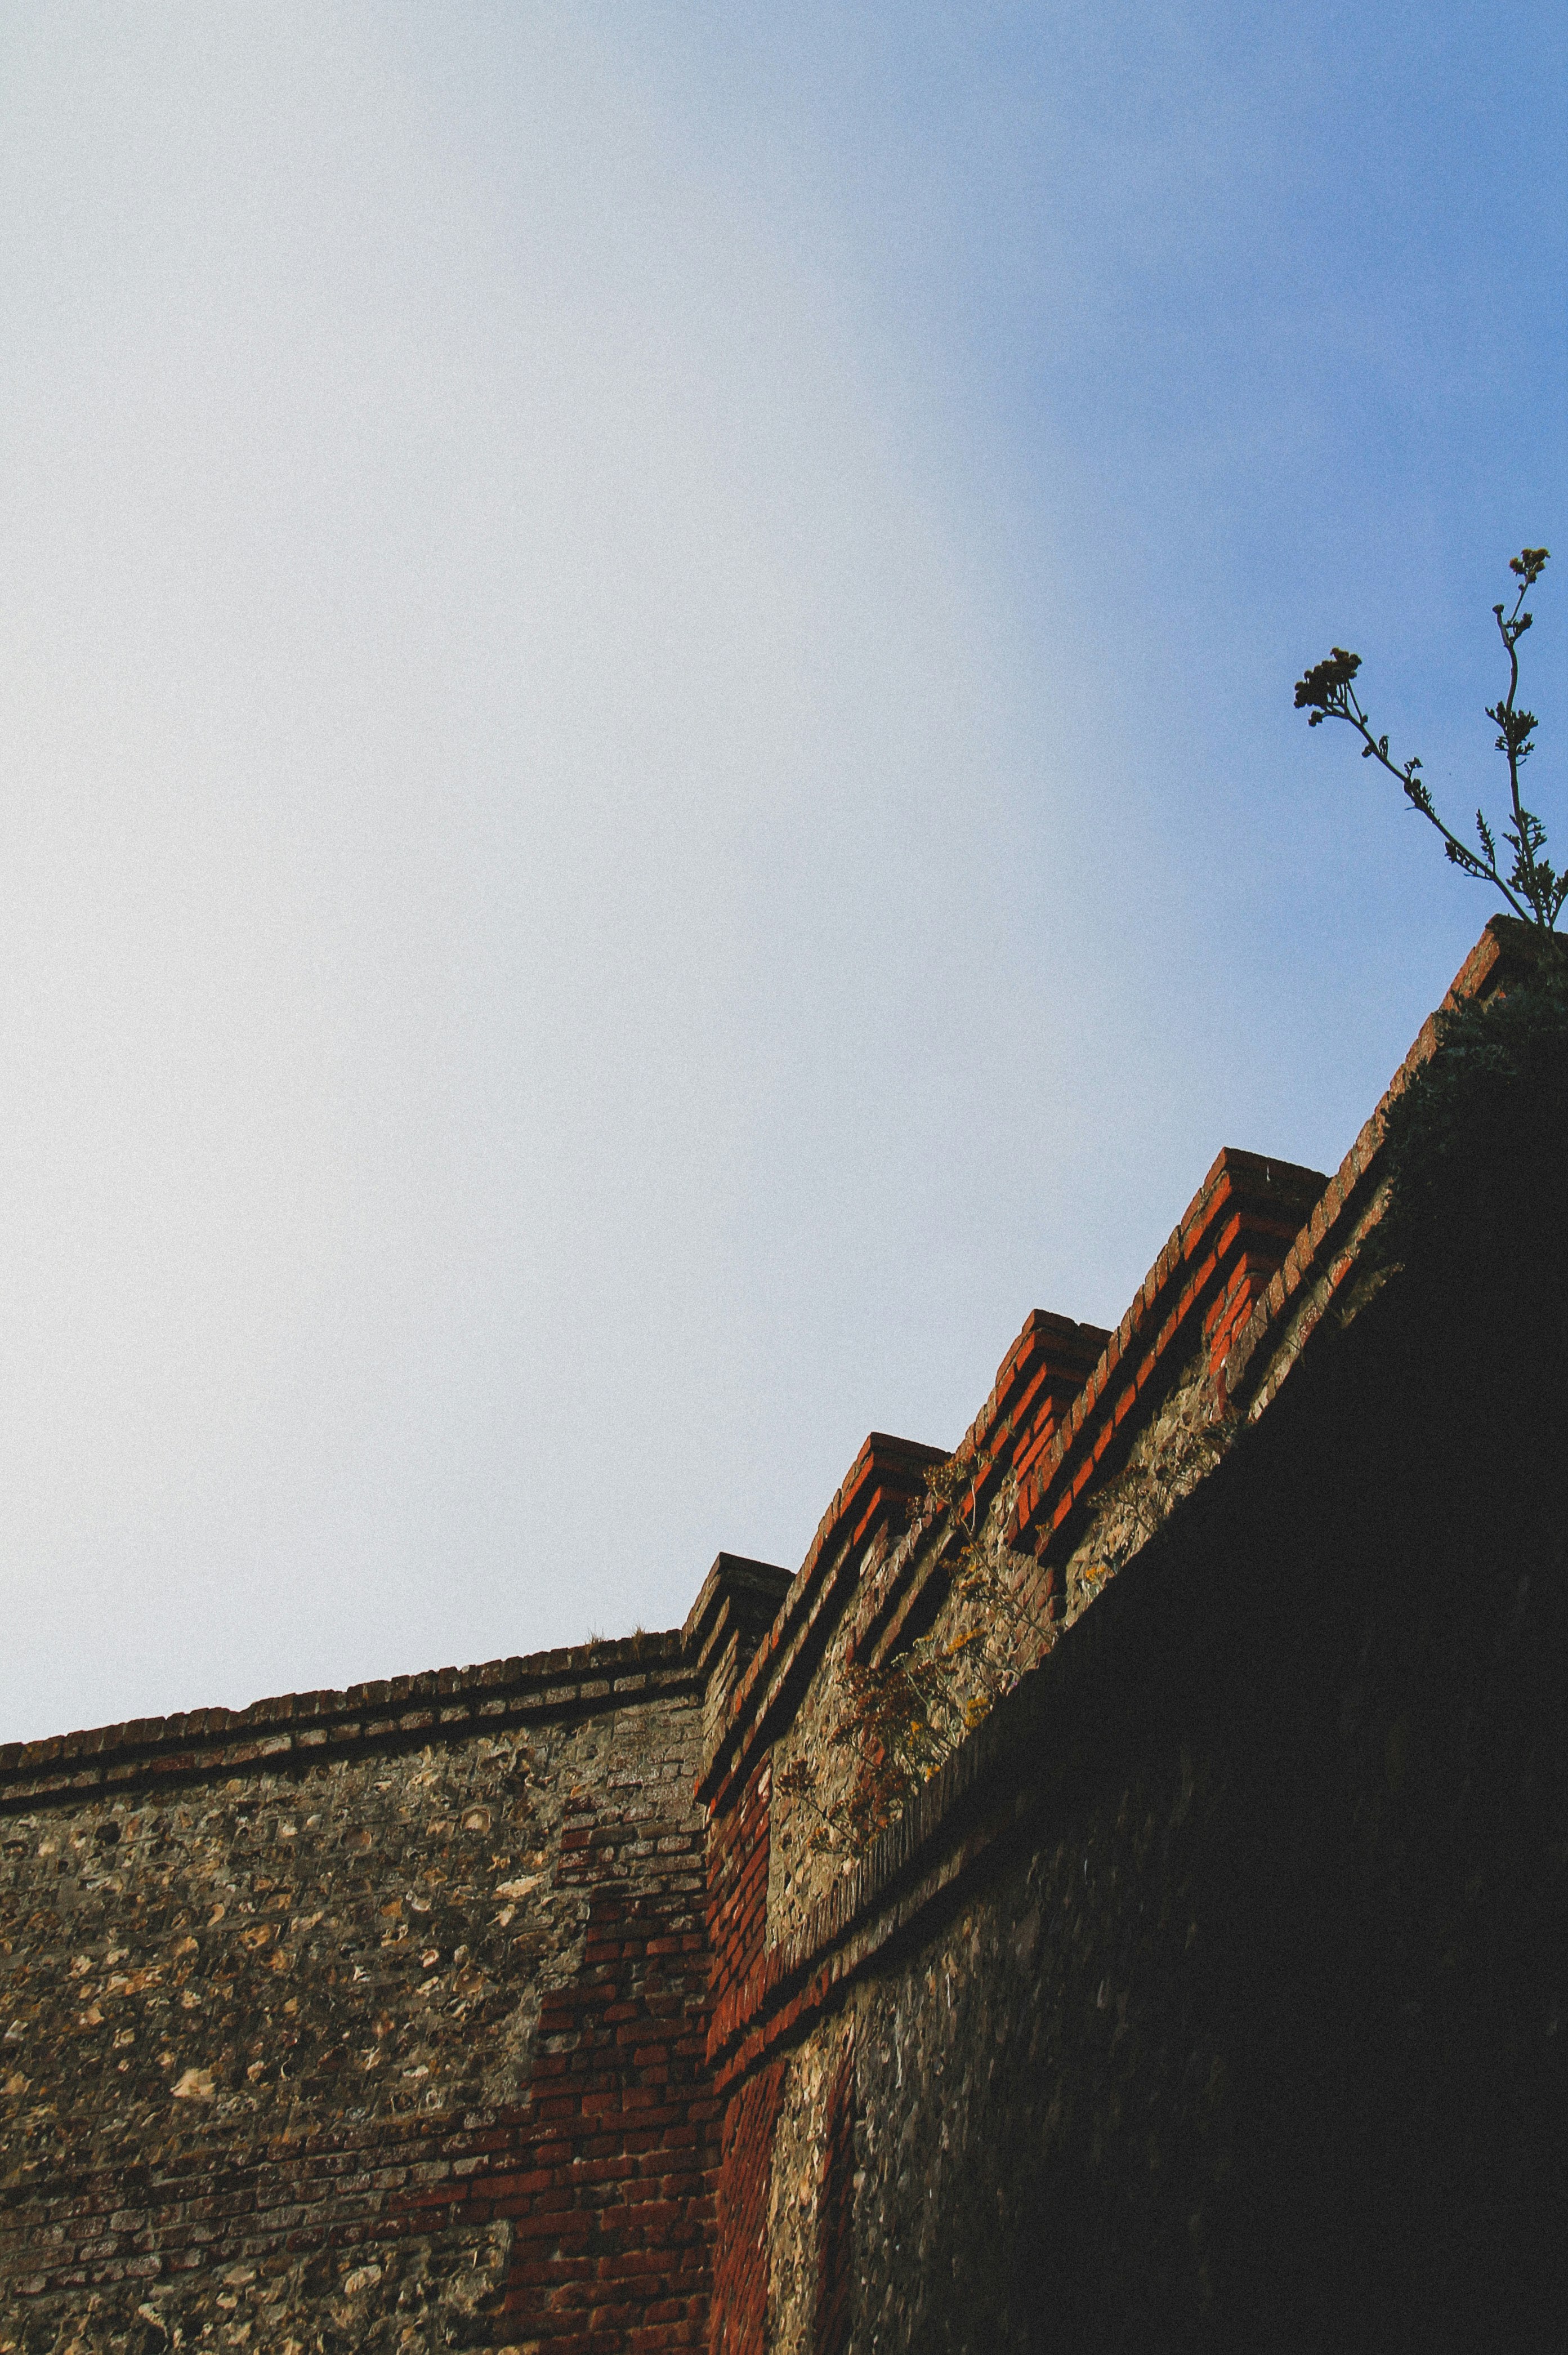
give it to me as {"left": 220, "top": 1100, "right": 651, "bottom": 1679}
{"left": 5, "top": 917, "right": 1561, "bottom": 2354}
{"left": 695, "top": 917, "right": 1565, "bottom": 2353}
{"left": 836, "top": 1238, "right": 1568, "bottom": 2352}
{"left": 1, "top": 1639, "right": 716, "bottom": 2355}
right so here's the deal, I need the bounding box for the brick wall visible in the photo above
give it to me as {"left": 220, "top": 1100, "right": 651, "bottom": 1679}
{"left": 707, "top": 2060, "right": 784, "bottom": 2355}
{"left": 488, "top": 1877, "right": 714, "bottom": 2350}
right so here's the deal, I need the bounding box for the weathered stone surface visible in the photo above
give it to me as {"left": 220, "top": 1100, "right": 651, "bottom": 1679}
{"left": 1, "top": 1657, "right": 712, "bottom": 2352}
{"left": 763, "top": 2011, "right": 852, "bottom": 2355}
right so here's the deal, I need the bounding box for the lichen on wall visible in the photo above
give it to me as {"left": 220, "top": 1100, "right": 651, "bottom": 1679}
{"left": 765, "top": 1456, "right": 1066, "bottom": 1953}
{"left": 764, "top": 1528, "right": 866, "bottom": 1950}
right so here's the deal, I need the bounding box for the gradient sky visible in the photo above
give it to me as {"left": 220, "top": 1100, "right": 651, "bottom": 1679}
{"left": 1, "top": 2, "right": 1562, "bottom": 1741}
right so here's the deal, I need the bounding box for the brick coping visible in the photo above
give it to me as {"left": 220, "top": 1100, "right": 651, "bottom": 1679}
{"left": 694, "top": 1435, "right": 946, "bottom": 1809}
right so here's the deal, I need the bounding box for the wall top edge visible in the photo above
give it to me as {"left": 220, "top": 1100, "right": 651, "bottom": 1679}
{"left": 6, "top": 924, "right": 1530, "bottom": 1810}
{"left": 699, "top": 922, "right": 1528, "bottom": 1798}
{"left": 0, "top": 1627, "right": 690, "bottom": 1785}
{"left": 694, "top": 1431, "right": 948, "bottom": 1805}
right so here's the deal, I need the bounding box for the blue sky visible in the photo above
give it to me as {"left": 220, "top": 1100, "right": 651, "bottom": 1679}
{"left": 0, "top": 3, "right": 1562, "bottom": 1738}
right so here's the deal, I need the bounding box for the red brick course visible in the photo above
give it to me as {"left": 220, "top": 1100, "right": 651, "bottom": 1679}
{"left": 1005, "top": 1147, "right": 1326, "bottom": 1560}
{"left": 708, "top": 2059, "right": 785, "bottom": 2355}
{"left": 489, "top": 1883, "right": 717, "bottom": 2348}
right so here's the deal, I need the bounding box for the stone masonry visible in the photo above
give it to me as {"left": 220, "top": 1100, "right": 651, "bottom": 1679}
{"left": 4, "top": 918, "right": 1564, "bottom": 2353}
{"left": 1, "top": 1640, "right": 720, "bottom": 2352}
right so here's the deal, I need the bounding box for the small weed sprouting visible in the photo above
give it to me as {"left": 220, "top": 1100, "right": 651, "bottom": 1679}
{"left": 1297, "top": 547, "right": 1565, "bottom": 935}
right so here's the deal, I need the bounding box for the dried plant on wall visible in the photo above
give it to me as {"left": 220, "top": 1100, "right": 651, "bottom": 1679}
{"left": 1296, "top": 547, "right": 1564, "bottom": 935}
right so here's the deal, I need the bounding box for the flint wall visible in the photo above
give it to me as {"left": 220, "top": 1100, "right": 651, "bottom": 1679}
{"left": 1, "top": 1640, "right": 715, "bottom": 2354}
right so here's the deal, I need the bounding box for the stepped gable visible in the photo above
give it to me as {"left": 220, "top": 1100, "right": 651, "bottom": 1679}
{"left": 694, "top": 1434, "right": 947, "bottom": 1814}
{"left": 705, "top": 921, "right": 1536, "bottom": 1791}
{"left": 1005, "top": 1144, "right": 1328, "bottom": 1556}
{"left": 682, "top": 1554, "right": 793, "bottom": 1765}
{"left": 695, "top": 1154, "right": 1332, "bottom": 1809}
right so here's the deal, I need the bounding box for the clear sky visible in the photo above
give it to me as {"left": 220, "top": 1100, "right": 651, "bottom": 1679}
{"left": 1, "top": 3, "right": 1562, "bottom": 1741}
